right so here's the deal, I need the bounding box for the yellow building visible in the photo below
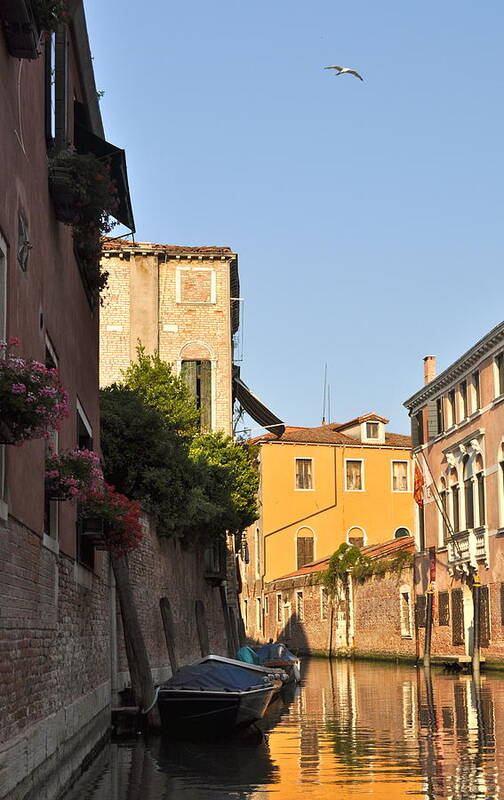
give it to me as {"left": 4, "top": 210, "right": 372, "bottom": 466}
{"left": 244, "top": 414, "right": 414, "bottom": 592}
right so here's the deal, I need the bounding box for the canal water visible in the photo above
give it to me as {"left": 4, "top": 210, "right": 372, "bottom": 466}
{"left": 62, "top": 658, "right": 504, "bottom": 799}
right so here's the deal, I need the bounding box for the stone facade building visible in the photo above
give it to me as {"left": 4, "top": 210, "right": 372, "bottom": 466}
{"left": 100, "top": 239, "right": 239, "bottom": 435}
{"left": 404, "top": 321, "right": 504, "bottom": 666}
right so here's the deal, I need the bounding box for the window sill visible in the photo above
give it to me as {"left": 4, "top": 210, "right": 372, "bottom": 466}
{"left": 294, "top": 488, "right": 315, "bottom": 492}
{"left": 401, "top": 634, "right": 413, "bottom": 640}
{"left": 492, "top": 393, "right": 504, "bottom": 408}
{"left": 42, "top": 533, "right": 59, "bottom": 555}
{"left": 345, "top": 489, "right": 365, "bottom": 492}
{"left": 392, "top": 489, "right": 410, "bottom": 493}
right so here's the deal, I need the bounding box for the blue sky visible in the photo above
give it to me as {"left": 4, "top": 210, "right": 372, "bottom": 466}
{"left": 86, "top": 0, "right": 504, "bottom": 434}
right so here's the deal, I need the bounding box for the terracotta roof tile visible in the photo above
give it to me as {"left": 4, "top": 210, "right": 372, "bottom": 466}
{"left": 336, "top": 413, "right": 389, "bottom": 430}
{"left": 102, "top": 237, "right": 234, "bottom": 256}
{"left": 250, "top": 423, "right": 411, "bottom": 448}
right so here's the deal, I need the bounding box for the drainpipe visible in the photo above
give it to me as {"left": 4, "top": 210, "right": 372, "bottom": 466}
{"left": 423, "top": 582, "right": 434, "bottom": 669}
{"left": 472, "top": 572, "right": 481, "bottom": 680}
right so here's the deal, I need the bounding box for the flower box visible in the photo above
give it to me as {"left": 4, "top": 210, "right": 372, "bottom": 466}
{"left": 45, "top": 448, "right": 103, "bottom": 501}
{"left": 79, "top": 485, "right": 143, "bottom": 554}
{"left": 0, "top": 0, "right": 40, "bottom": 60}
{"left": 48, "top": 165, "right": 80, "bottom": 225}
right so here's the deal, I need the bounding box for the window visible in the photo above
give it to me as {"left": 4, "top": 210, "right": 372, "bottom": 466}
{"left": 392, "top": 461, "right": 409, "bottom": 491}
{"left": 181, "top": 360, "right": 212, "bottom": 430}
{"left": 296, "top": 591, "right": 304, "bottom": 622}
{"left": 45, "top": 27, "right": 68, "bottom": 151}
{"left": 321, "top": 587, "right": 329, "bottom": 621}
{"left": 400, "top": 588, "right": 412, "bottom": 637}
{"left": 459, "top": 380, "right": 468, "bottom": 420}
{"left": 296, "top": 528, "right": 314, "bottom": 569}
{"left": 276, "top": 594, "right": 282, "bottom": 624}
{"left": 448, "top": 390, "right": 456, "bottom": 426}
{"left": 264, "top": 595, "right": 269, "bottom": 616}
{"left": 17, "top": 212, "right": 30, "bottom": 271}
{"left": 295, "top": 458, "right": 313, "bottom": 490}
{"left": 411, "top": 410, "right": 423, "bottom": 449}
{"left": 497, "top": 353, "right": 504, "bottom": 397}
{"left": 0, "top": 238, "right": 6, "bottom": 508}
{"left": 450, "top": 469, "right": 460, "bottom": 533}
{"left": 473, "top": 371, "right": 481, "bottom": 411}
{"left": 347, "top": 526, "right": 365, "bottom": 546}
{"left": 366, "top": 422, "right": 378, "bottom": 439}
{"left": 394, "top": 527, "right": 410, "bottom": 539}
{"left": 436, "top": 398, "right": 444, "bottom": 434}
{"left": 256, "top": 598, "right": 262, "bottom": 631}
{"left": 475, "top": 454, "right": 485, "bottom": 527}
{"left": 440, "top": 477, "right": 448, "bottom": 545}
{"left": 463, "top": 456, "right": 474, "bottom": 529}
{"left": 439, "top": 592, "right": 450, "bottom": 626}
{"left": 346, "top": 460, "right": 363, "bottom": 491}
{"left": 177, "top": 267, "right": 216, "bottom": 304}
{"left": 44, "top": 342, "right": 59, "bottom": 541}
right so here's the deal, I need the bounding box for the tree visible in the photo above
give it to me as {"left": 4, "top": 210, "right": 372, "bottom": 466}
{"left": 121, "top": 345, "right": 199, "bottom": 436}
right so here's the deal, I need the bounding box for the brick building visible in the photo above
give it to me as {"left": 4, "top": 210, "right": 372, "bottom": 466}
{"left": 243, "top": 535, "right": 417, "bottom": 660}
{"left": 404, "top": 321, "right": 504, "bottom": 665}
{"left": 100, "top": 239, "right": 240, "bottom": 434}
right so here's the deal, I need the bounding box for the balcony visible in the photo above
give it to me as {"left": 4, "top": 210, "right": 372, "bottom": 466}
{"left": 447, "top": 528, "right": 489, "bottom": 573}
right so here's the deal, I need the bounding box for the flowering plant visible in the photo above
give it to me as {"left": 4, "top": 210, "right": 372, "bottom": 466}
{"left": 48, "top": 151, "right": 117, "bottom": 293}
{"left": 0, "top": 339, "right": 69, "bottom": 444}
{"left": 34, "top": 0, "right": 68, "bottom": 32}
{"left": 79, "top": 483, "right": 143, "bottom": 554}
{"left": 45, "top": 448, "right": 103, "bottom": 500}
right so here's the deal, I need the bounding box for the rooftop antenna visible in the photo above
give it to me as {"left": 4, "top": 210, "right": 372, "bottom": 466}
{"left": 328, "top": 383, "right": 331, "bottom": 424}
{"left": 322, "top": 363, "right": 327, "bottom": 424}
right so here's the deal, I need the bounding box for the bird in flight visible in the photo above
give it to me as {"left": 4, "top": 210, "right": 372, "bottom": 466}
{"left": 324, "top": 65, "right": 364, "bottom": 81}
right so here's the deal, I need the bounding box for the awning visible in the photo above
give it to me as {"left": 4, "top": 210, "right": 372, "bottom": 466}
{"left": 74, "top": 123, "right": 135, "bottom": 232}
{"left": 233, "top": 376, "right": 285, "bottom": 436}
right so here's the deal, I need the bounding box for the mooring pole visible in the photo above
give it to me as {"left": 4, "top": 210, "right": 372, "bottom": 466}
{"left": 423, "top": 582, "right": 434, "bottom": 669}
{"left": 472, "top": 572, "right": 481, "bottom": 680}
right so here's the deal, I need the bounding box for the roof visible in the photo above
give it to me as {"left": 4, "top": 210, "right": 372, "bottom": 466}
{"left": 404, "top": 320, "right": 504, "bottom": 412}
{"left": 102, "top": 238, "right": 235, "bottom": 257}
{"left": 336, "top": 413, "right": 389, "bottom": 430}
{"left": 249, "top": 423, "right": 411, "bottom": 448}
{"left": 277, "top": 536, "right": 416, "bottom": 580}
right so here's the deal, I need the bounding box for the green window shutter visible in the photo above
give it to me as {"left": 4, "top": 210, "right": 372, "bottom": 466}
{"left": 438, "top": 591, "right": 450, "bottom": 626}
{"left": 199, "top": 360, "right": 212, "bottom": 431}
{"left": 181, "top": 360, "right": 197, "bottom": 400}
{"left": 426, "top": 399, "right": 438, "bottom": 439}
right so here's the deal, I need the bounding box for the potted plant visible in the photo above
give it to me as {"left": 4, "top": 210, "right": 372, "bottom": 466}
{"left": 79, "top": 483, "right": 143, "bottom": 554}
{"left": 45, "top": 448, "right": 103, "bottom": 501}
{"left": 48, "top": 150, "right": 117, "bottom": 293}
{"left": 0, "top": 338, "right": 69, "bottom": 444}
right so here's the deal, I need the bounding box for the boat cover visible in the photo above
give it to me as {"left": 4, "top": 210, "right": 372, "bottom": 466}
{"left": 255, "top": 642, "right": 298, "bottom": 663}
{"left": 160, "top": 660, "right": 270, "bottom": 692}
{"left": 236, "top": 646, "right": 260, "bottom": 664}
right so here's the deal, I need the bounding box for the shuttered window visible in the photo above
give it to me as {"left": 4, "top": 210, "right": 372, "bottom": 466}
{"left": 411, "top": 411, "right": 423, "bottom": 449}
{"left": 436, "top": 398, "right": 444, "bottom": 434}
{"left": 295, "top": 458, "right": 313, "bottom": 490}
{"left": 427, "top": 398, "right": 439, "bottom": 439}
{"left": 479, "top": 585, "right": 490, "bottom": 648}
{"left": 473, "top": 371, "right": 481, "bottom": 410}
{"left": 451, "top": 588, "right": 464, "bottom": 645}
{"left": 416, "top": 595, "right": 427, "bottom": 628}
{"left": 439, "top": 591, "right": 450, "bottom": 626}
{"left": 392, "top": 461, "right": 409, "bottom": 491}
{"left": 497, "top": 353, "right": 504, "bottom": 396}
{"left": 297, "top": 535, "right": 314, "bottom": 569}
{"left": 448, "top": 390, "right": 456, "bottom": 426}
{"left": 452, "top": 485, "right": 460, "bottom": 533}
{"left": 346, "top": 460, "right": 363, "bottom": 490}
{"left": 477, "top": 472, "right": 486, "bottom": 526}
{"left": 181, "top": 360, "right": 212, "bottom": 430}
{"left": 460, "top": 380, "right": 468, "bottom": 419}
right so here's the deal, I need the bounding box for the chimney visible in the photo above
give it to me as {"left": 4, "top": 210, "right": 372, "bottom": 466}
{"left": 423, "top": 355, "right": 436, "bottom": 385}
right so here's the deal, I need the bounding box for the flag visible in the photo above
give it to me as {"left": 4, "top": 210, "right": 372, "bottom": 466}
{"left": 414, "top": 463, "right": 424, "bottom": 507}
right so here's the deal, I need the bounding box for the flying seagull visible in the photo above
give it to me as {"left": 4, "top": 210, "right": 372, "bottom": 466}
{"left": 324, "top": 65, "right": 364, "bottom": 81}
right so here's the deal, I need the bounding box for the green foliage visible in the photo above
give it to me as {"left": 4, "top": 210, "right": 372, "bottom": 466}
{"left": 121, "top": 345, "right": 199, "bottom": 436}
{"left": 100, "top": 354, "right": 260, "bottom": 545}
{"left": 322, "top": 543, "right": 414, "bottom": 595}
{"left": 188, "top": 433, "right": 259, "bottom": 538}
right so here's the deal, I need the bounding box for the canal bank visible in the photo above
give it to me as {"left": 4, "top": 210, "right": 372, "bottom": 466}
{"left": 57, "top": 657, "right": 504, "bottom": 800}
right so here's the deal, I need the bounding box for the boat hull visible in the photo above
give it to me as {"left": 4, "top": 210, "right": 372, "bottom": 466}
{"left": 157, "top": 684, "right": 275, "bottom": 737}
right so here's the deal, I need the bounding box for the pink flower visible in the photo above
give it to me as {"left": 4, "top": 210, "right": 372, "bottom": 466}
{"left": 11, "top": 383, "right": 26, "bottom": 393}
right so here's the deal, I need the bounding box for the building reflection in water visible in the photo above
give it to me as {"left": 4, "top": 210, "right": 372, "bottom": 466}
{"left": 61, "top": 659, "right": 504, "bottom": 800}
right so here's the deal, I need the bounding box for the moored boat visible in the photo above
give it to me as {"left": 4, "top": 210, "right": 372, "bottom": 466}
{"left": 254, "top": 642, "right": 301, "bottom": 684}
{"left": 157, "top": 655, "right": 281, "bottom": 737}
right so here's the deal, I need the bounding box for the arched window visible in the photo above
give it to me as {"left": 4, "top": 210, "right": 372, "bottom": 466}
{"left": 347, "top": 526, "right": 366, "bottom": 547}
{"left": 394, "top": 527, "right": 410, "bottom": 539}
{"left": 449, "top": 468, "right": 460, "bottom": 533}
{"left": 474, "top": 454, "right": 485, "bottom": 527}
{"left": 463, "top": 455, "right": 474, "bottom": 529}
{"left": 440, "top": 476, "right": 448, "bottom": 544}
{"left": 296, "top": 527, "right": 314, "bottom": 569}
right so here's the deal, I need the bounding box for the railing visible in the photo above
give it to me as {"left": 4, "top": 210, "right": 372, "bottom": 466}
{"left": 447, "top": 528, "right": 488, "bottom": 568}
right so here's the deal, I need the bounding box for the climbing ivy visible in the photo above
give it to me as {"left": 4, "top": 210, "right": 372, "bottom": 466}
{"left": 322, "top": 543, "right": 414, "bottom": 596}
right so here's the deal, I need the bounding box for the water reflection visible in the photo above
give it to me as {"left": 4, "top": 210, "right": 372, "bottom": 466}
{"left": 62, "top": 659, "right": 504, "bottom": 800}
